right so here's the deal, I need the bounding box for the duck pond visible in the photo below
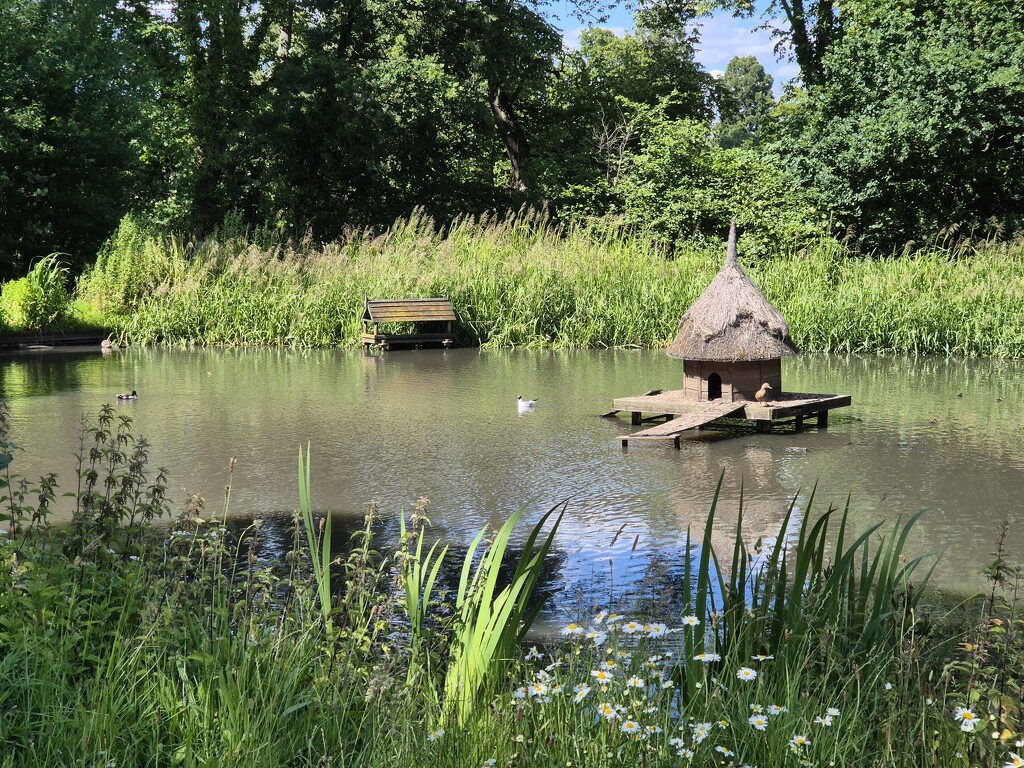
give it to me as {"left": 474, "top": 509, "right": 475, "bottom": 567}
{"left": 2, "top": 346, "right": 1023, "bottom": 625}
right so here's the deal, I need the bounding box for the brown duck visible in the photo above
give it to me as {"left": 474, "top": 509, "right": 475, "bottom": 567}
{"left": 754, "top": 383, "right": 773, "bottom": 403}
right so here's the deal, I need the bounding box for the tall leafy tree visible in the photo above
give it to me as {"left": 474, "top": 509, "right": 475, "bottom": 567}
{"left": 719, "top": 0, "right": 840, "bottom": 87}
{"left": 615, "top": 100, "right": 819, "bottom": 251}
{"left": 268, "top": 0, "right": 499, "bottom": 233}
{"left": 455, "top": 0, "right": 563, "bottom": 195}
{"left": 716, "top": 55, "right": 774, "bottom": 148}
{"left": 0, "top": 0, "right": 162, "bottom": 277}
{"left": 539, "top": 6, "right": 713, "bottom": 215}
{"left": 775, "top": 0, "right": 1024, "bottom": 251}
{"left": 168, "top": 0, "right": 282, "bottom": 232}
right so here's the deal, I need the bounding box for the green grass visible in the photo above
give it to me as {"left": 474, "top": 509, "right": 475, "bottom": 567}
{"left": 0, "top": 401, "right": 1021, "bottom": 767}
{"left": 74, "top": 212, "right": 1024, "bottom": 356}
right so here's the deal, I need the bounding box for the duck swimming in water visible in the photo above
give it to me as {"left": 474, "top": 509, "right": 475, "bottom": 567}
{"left": 117, "top": 390, "right": 138, "bottom": 400}
{"left": 517, "top": 395, "right": 538, "bottom": 412}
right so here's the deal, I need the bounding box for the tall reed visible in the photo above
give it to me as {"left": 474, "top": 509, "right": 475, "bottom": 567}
{"left": 78, "top": 213, "right": 1024, "bottom": 357}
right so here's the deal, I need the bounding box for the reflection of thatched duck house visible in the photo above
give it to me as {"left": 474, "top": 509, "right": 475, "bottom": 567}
{"left": 668, "top": 222, "right": 798, "bottom": 403}
{"left": 606, "top": 222, "right": 851, "bottom": 447}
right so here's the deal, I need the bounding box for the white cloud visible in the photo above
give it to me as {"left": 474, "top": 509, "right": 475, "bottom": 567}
{"left": 694, "top": 12, "right": 796, "bottom": 90}
{"left": 555, "top": 7, "right": 800, "bottom": 94}
{"left": 561, "top": 25, "right": 628, "bottom": 51}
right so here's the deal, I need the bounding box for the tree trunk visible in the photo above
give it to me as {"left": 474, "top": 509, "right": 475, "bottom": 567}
{"left": 277, "top": 0, "right": 293, "bottom": 57}
{"left": 489, "top": 84, "right": 529, "bottom": 193}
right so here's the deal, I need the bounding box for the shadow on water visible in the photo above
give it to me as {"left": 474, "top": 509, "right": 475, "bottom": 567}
{"left": 0, "top": 348, "right": 102, "bottom": 397}
{"left": 219, "top": 510, "right": 573, "bottom": 628}
{"left": 220, "top": 507, "right": 735, "bottom": 631}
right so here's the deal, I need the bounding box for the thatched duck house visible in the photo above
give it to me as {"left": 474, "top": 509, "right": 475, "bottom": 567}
{"left": 667, "top": 223, "right": 797, "bottom": 403}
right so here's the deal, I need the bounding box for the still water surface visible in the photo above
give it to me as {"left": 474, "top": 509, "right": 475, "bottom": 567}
{"left": 2, "top": 347, "right": 1022, "bottom": 615}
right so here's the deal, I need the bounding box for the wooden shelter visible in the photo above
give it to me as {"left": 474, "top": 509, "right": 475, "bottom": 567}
{"left": 667, "top": 221, "right": 798, "bottom": 402}
{"left": 361, "top": 297, "right": 456, "bottom": 351}
{"left": 606, "top": 222, "right": 851, "bottom": 446}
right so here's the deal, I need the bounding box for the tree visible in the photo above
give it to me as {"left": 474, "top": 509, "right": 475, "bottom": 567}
{"left": 166, "top": 0, "right": 282, "bottom": 232}
{"left": 774, "top": 0, "right": 1024, "bottom": 251}
{"left": 616, "top": 100, "right": 819, "bottom": 250}
{"left": 538, "top": 10, "right": 713, "bottom": 216}
{"left": 716, "top": 55, "right": 774, "bottom": 148}
{"left": 0, "top": 0, "right": 163, "bottom": 278}
{"left": 718, "top": 0, "right": 840, "bottom": 87}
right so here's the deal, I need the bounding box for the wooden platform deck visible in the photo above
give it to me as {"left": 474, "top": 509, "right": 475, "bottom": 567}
{"left": 608, "top": 389, "right": 852, "bottom": 447}
{"left": 621, "top": 401, "right": 745, "bottom": 447}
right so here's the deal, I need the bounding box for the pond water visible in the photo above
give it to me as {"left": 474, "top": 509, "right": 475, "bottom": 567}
{"left": 2, "top": 347, "right": 1022, "bottom": 622}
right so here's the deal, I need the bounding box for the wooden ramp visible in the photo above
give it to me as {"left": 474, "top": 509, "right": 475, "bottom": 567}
{"left": 620, "top": 401, "right": 744, "bottom": 448}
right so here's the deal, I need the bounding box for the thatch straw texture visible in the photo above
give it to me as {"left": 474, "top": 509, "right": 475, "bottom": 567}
{"left": 666, "top": 223, "right": 799, "bottom": 362}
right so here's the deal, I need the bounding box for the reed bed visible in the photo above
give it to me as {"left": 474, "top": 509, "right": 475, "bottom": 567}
{"left": 78, "top": 213, "right": 1024, "bottom": 357}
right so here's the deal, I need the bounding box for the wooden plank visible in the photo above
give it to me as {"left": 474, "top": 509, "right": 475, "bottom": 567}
{"left": 361, "top": 332, "right": 454, "bottom": 346}
{"left": 601, "top": 389, "right": 664, "bottom": 418}
{"left": 0, "top": 331, "right": 107, "bottom": 349}
{"left": 365, "top": 298, "right": 456, "bottom": 323}
{"left": 621, "top": 401, "right": 745, "bottom": 442}
{"left": 742, "top": 394, "right": 851, "bottom": 421}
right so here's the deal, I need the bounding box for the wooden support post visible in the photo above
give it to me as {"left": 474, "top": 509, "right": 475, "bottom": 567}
{"left": 631, "top": 411, "right": 641, "bottom": 425}
{"left": 795, "top": 414, "right": 804, "bottom": 432}
{"left": 755, "top": 420, "right": 770, "bottom": 433}
{"left": 673, "top": 436, "right": 681, "bottom": 449}
{"left": 817, "top": 410, "right": 829, "bottom": 429}
{"left": 621, "top": 438, "right": 629, "bottom": 448}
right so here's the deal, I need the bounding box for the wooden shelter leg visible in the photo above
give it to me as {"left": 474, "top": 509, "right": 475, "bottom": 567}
{"left": 755, "top": 420, "right": 770, "bottom": 433}
{"left": 631, "top": 411, "right": 641, "bottom": 425}
{"left": 795, "top": 415, "right": 804, "bottom": 432}
{"left": 817, "top": 410, "right": 829, "bottom": 429}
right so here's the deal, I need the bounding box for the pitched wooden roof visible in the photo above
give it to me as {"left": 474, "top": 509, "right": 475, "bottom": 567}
{"left": 666, "top": 222, "right": 798, "bottom": 362}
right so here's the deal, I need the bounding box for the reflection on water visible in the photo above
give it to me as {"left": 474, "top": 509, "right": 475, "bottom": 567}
{"left": 2, "top": 347, "right": 1022, "bottom": 623}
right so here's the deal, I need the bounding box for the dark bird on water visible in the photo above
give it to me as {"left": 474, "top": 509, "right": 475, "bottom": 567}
{"left": 117, "top": 390, "right": 138, "bottom": 400}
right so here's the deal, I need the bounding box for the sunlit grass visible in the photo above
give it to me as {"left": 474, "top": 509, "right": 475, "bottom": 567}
{"left": 76, "top": 212, "right": 1024, "bottom": 356}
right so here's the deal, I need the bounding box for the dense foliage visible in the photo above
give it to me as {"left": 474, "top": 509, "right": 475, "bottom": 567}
{"left": 2, "top": 0, "right": 1022, "bottom": 282}
{"left": 774, "top": 0, "right": 1024, "bottom": 252}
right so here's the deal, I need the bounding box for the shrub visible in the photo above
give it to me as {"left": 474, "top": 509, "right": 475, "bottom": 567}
{"left": 0, "top": 255, "right": 70, "bottom": 331}
{"left": 0, "top": 278, "right": 37, "bottom": 331}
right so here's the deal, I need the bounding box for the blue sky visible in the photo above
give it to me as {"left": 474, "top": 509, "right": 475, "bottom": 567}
{"left": 554, "top": 3, "right": 800, "bottom": 92}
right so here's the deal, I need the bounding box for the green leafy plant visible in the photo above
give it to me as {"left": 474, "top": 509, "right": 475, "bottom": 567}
{"left": 398, "top": 501, "right": 449, "bottom": 690}
{"left": 0, "top": 254, "right": 71, "bottom": 331}
{"left": 299, "top": 444, "right": 334, "bottom": 638}
{"left": 442, "top": 501, "right": 565, "bottom": 725}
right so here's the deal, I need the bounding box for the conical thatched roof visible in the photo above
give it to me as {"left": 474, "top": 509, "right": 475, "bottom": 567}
{"left": 666, "top": 222, "right": 798, "bottom": 362}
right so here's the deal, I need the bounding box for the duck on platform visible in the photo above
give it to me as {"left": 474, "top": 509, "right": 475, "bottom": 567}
{"left": 117, "top": 390, "right": 138, "bottom": 400}
{"left": 754, "top": 383, "right": 773, "bottom": 403}
{"left": 517, "top": 395, "right": 538, "bottom": 412}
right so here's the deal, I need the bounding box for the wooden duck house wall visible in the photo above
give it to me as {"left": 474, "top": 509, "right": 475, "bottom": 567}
{"left": 683, "top": 359, "right": 783, "bottom": 402}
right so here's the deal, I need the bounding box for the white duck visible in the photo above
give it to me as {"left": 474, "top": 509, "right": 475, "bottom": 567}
{"left": 517, "top": 395, "right": 538, "bottom": 412}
